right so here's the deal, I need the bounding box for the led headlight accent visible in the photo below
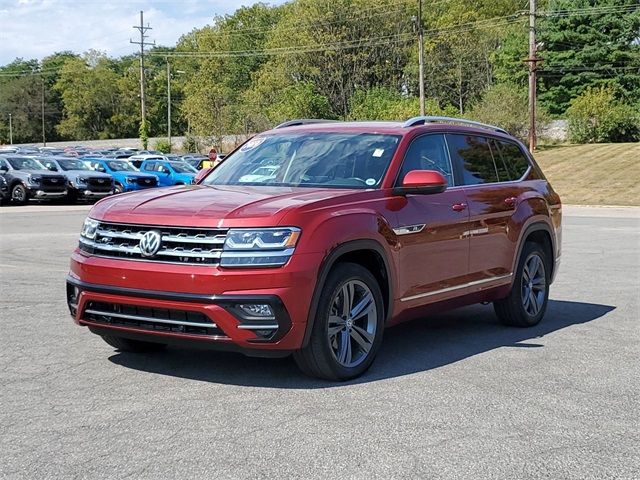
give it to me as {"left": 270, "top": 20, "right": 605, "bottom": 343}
{"left": 80, "top": 217, "right": 99, "bottom": 240}
{"left": 126, "top": 177, "right": 137, "bottom": 184}
{"left": 224, "top": 228, "right": 300, "bottom": 250}
{"left": 27, "top": 175, "right": 41, "bottom": 185}
{"left": 221, "top": 227, "right": 301, "bottom": 268}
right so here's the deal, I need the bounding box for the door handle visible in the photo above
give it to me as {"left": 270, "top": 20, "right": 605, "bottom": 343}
{"left": 504, "top": 197, "right": 518, "bottom": 207}
{"left": 452, "top": 203, "right": 467, "bottom": 212}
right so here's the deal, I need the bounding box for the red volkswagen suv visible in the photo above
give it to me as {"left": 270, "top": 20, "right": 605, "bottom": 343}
{"left": 67, "top": 117, "right": 562, "bottom": 380}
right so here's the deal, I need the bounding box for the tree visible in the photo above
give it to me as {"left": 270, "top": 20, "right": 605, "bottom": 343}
{"left": 538, "top": 0, "right": 640, "bottom": 115}
{"left": 469, "top": 82, "right": 549, "bottom": 141}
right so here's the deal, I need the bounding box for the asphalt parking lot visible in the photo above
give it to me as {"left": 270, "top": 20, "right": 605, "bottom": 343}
{"left": 1, "top": 204, "right": 638, "bottom": 479}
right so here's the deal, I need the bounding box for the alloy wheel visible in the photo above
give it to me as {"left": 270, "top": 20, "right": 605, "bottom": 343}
{"left": 521, "top": 253, "right": 546, "bottom": 316}
{"left": 327, "top": 279, "right": 377, "bottom": 368}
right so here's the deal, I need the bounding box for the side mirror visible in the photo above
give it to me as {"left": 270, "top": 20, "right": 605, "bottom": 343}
{"left": 47, "top": 165, "right": 57, "bottom": 172}
{"left": 393, "top": 170, "right": 447, "bottom": 196}
{"left": 194, "top": 167, "right": 214, "bottom": 184}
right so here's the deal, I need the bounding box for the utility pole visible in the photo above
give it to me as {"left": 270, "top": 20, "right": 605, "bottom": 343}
{"left": 130, "top": 11, "right": 155, "bottom": 147}
{"left": 417, "top": 0, "right": 425, "bottom": 116}
{"left": 527, "top": 0, "right": 538, "bottom": 152}
{"left": 41, "top": 79, "right": 46, "bottom": 147}
{"left": 166, "top": 58, "right": 171, "bottom": 151}
{"left": 8, "top": 114, "right": 12, "bottom": 145}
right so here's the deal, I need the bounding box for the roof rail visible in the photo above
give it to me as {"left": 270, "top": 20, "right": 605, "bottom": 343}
{"left": 274, "top": 119, "right": 338, "bottom": 129}
{"left": 403, "top": 116, "right": 508, "bottom": 134}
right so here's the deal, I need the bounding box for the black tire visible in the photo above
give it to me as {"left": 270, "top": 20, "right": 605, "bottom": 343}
{"left": 11, "top": 184, "right": 28, "bottom": 205}
{"left": 494, "top": 241, "right": 550, "bottom": 327}
{"left": 114, "top": 183, "right": 124, "bottom": 194}
{"left": 293, "top": 262, "right": 385, "bottom": 381}
{"left": 100, "top": 335, "right": 167, "bottom": 353}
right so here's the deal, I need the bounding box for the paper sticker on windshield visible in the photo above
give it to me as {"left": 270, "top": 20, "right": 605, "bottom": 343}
{"left": 372, "top": 148, "right": 384, "bottom": 157}
{"left": 240, "top": 136, "right": 266, "bottom": 152}
{"left": 365, "top": 178, "right": 376, "bottom": 186}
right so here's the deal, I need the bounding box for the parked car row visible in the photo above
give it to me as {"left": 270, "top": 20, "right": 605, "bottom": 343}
{"left": 0, "top": 152, "right": 199, "bottom": 205}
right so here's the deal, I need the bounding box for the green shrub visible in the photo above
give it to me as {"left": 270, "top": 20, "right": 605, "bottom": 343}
{"left": 138, "top": 121, "right": 149, "bottom": 150}
{"left": 153, "top": 138, "right": 171, "bottom": 153}
{"left": 469, "top": 83, "right": 549, "bottom": 141}
{"left": 567, "top": 87, "right": 640, "bottom": 143}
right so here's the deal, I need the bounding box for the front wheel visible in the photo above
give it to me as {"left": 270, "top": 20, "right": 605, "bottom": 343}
{"left": 294, "top": 263, "right": 384, "bottom": 381}
{"left": 494, "top": 242, "right": 550, "bottom": 327}
{"left": 11, "top": 184, "right": 28, "bottom": 205}
{"left": 114, "top": 183, "right": 125, "bottom": 194}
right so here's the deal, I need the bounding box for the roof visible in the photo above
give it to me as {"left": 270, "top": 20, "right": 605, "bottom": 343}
{"left": 265, "top": 117, "right": 512, "bottom": 138}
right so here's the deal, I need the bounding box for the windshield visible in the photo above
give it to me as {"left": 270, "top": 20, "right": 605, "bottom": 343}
{"left": 203, "top": 132, "right": 401, "bottom": 189}
{"left": 58, "top": 158, "right": 91, "bottom": 171}
{"left": 170, "top": 162, "right": 197, "bottom": 173}
{"left": 107, "top": 161, "right": 137, "bottom": 172}
{"left": 7, "top": 157, "right": 45, "bottom": 170}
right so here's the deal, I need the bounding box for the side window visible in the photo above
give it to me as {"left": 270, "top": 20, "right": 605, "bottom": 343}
{"left": 157, "top": 163, "right": 169, "bottom": 173}
{"left": 496, "top": 140, "right": 530, "bottom": 181}
{"left": 143, "top": 162, "right": 154, "bottom": 171}
{"left": 397, "top": 134, "right": 453, "bottom": 186}
{"left": 0, "top": 159, "right": 7, "bottom": 170}
{"left": 446, "top": 134, "right": 499, "bottom": 185}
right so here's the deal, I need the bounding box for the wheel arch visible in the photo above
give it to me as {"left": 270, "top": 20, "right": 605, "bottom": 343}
{"left": 302, "top": 239, "right": 393, "bottom": 348}
{"left": 514, "top": 221, "right": 556, "bottom": 283}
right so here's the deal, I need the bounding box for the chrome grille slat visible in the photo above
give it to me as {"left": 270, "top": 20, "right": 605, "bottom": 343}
{"left": 85, "top": 308, "right": 218, "bottom": 329}
{"left": 80, "top": 221, "right": 228, "bottom": 265}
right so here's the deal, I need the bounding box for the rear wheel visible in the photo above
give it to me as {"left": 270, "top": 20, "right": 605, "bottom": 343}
{"left": 100, "top": 335, "right": 167, "bottom": 353}
{"left": 11, "top": 184, "right": 28, "bottom": 205}
{"left": 294, "top": 263, "right": 384, "bottom": 381}
{"left": 494, "top": 242, "right": 550, "bottom": 327}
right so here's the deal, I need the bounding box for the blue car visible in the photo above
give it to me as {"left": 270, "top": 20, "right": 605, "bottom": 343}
{"left": 83, "top": 158, "right": 159, "bottom": 193}
{"left": 139, "top": 159, "right": 196, "bottom": 186}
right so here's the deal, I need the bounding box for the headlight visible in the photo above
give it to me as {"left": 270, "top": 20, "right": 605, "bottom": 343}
{"left": 221, "top": 227, "right": 301, "bottom": 267}
{"left": 80, "top": 217, "right": 99, "bottom": 240}
{"left": 27, "top": 175, "right": 41, "bottom": 185}
{"left": 76, "top": 177, "right": 87, "bottom": 184}
{"left": 126, "top": 177, "right": 137, "bottom": 184}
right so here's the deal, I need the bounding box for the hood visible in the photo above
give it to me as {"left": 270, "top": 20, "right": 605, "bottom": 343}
{"left": 65, "top": 170, "right": 113, "bottom": 179}
{"left": 14, "top": 169, "right": 66, "bottom": 177}
{"left": 91, "top": 184, "right": 360, "bottom": 228}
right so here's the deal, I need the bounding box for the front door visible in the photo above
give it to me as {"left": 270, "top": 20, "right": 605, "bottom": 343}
{"left": 394, "top": 133, "right": 471, "bottom": 304}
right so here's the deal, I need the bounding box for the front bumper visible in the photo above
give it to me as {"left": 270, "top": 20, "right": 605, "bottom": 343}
{"left": 79, "top": 189, "right": 113, "bottom": 198}
{"left": 67, "top": 249, "right": 321, "bottom": 353}
{"left": 28, "top": 187, "right": 68, "bottom": 198}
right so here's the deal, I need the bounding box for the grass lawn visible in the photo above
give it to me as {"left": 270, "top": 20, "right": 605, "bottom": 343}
{"left": 534, "top": 143, "right": 640, "bottom": 206}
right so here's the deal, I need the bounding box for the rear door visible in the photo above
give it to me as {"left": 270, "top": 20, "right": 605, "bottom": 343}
{"left": 394, "top": 133, "right": 471, "bottom": 303}
{"left": 447, "top": 133, "right": 529, "bottom": 284}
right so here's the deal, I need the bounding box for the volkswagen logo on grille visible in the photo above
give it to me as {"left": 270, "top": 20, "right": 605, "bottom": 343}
{"left": 139, "top": 230, "right": 162, "bottom": 257}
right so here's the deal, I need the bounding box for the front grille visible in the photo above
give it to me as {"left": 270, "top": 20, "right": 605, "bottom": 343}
{"left": 136, "top": 177, "right": 157, "bottom": 187}
{"left": 79, "top": 221, "right": 227, "bottom": 265}
{"left": 83, "top": 300, "right": 226, "bottom": 337}
{"left": 87, "top": 177, "right": 112, "bottom": 192}
{"left": 41, "top": 176, "right": 67, "bottom": 191}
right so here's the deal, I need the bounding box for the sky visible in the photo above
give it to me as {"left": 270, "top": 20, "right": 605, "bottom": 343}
{"left": 0, "top": 0, "right": 286, "bottom": 65}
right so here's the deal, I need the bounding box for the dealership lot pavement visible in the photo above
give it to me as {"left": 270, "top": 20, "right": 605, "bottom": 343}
{"left": 1, "top": 205, "right": 638, "bottom": 479}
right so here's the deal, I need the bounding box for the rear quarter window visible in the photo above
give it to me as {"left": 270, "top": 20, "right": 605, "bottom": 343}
{"left": 496, "top": 140, "right": 530, "bottom": 181}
